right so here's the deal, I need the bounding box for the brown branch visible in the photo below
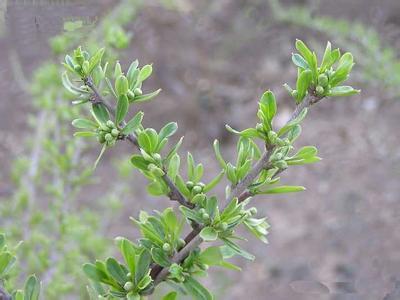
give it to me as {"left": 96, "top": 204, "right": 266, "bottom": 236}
{"left": 151, "top": 92, "right": 323, "bottom": 285}
{"left": 84, "top": 77, "right": 193, "bottom": 208}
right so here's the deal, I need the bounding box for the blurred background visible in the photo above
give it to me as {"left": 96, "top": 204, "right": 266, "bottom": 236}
{"left": 0, "top": 0, "right": 399, "bottom": 299}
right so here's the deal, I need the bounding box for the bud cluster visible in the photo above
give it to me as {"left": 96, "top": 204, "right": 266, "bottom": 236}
{"left": 97, "top": 120, "right": 121, "bottom": 146}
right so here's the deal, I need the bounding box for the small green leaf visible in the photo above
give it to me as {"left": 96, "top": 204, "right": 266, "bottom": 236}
{"left": 92, "top": 103, "right": 110, "bottom": 124}
{"left": 151, "top": 247, "right": 171, "bottom": 268}
{"left": 134, "top": 250, "right": 151, "bottom": 286}
{"left": 72, "top": 118, "right": 98, "bottom": 130}
{"left": 183, "top": 277, "right": 213, "bottom": 300}
{"left": 221, "top": 238, "right": 254, "bottom": 261}
{"left": 115, "top": 75, "right": 129, "bottom": 96}
{"left": 131, "top": 89, "right": 161, "bottom": 103}
{"left": 88, "top": 48, "right": 105, "bottom": 74}
{"left": 24, "top": 275, "right": 40, "bottom": 300}
{"left": 258, "top": 185, "right": 306, "bottom": 194}
{"left": 259, "top": 90, "right": 277, "bottom": 123}
{"left": 106, "top": 257, "right": 126, "bottom": 285}
{"left": 167, "top": 153, "right": 180, "bottom": 180}
{"left": 159, "top": 122, "right": 178, "bottom": 141}
{"left": 199, "top": 227, "right": 218, "bottom": 241}
{"left": 163, "top": 291, "right": 178, "bottom": 300}
{"left": 130, "top": 155, "right": 150, "bottom": 170}
{"left": 73, "top": 131, "right": 97, "bottom": 137}
{"left": 138, "top": 64, "right": 153, "bottom": 82}
{"left": 213, "top": 140, "right": 226, "bottom": 169}
{"left": 203, "top": 170, "right": 225, "bottom": 193}
{"left": 116, "top": 94, "right": 129, "bottom": 125}
{"left": 225, "top": 125, "right": 263, "bottom": 139}
{"left": 295, "top": 39, "right": 313, "bottom": 66}
{"left": 199, "top": 247, "right": 223, "bottom": 266}
{"left": 83, "top": 263, "right": 109, "bottom": 283}
{"left": 292, "top": 53, "right": 309, "bottom": 70}
{"left": 296, "top": 69, "right": 312, "bottom": 103}
{"left": 328, "top": 86, "right": 360, "bottom": 97}
{"left": 122, "top": 111, "right": 143, "bottom": 135}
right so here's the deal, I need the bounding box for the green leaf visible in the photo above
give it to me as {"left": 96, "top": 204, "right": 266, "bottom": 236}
{"left": 115, "top": 75, "right": 129, "bottom": 96}
{"left": 88, "top": 48, "right": 105, "bottom": 74}
{"left": 92, "top": 103, "right": 110, "bottom": 124}
{"left": 131, "top": 89, "right": 161, "bottom": 103}
{"left": 127, "top": 60, "right": 139, "bottom": 86}
{"left": 184, "top": 277, "right": 213, "bottom": 300}
{"left": 320, "top": 41, "right": 332, "bottom": 72}
{"left": 330, "top": 52, "right": 354, "bottom": 86}
{"left": 258, "top": 185, "right": 306, "bottom": 194}
{"left": 221, "top": 238, "right": 254, "bottom": 261}
{"left": 296, "top": 70, "right": 312, "bottom": 103}
{"left": 151, "top": 247, "right": 171, "bottom": 268}
{"left": 0, "top": 252, "right": 16, "bottom": 276}
{"left": 24, "top": 275, "right": 40, "bottom": 300}
{"left": 106, "top": 257, "right": 127, "bottom": 285}
{"left": 295, "top": 39, "right": 313, "bottom": 66}
{"left": 167, "top": 153, "right": 180, "bottom": 180}
{"left": 116, "top": 94, "right": 129, "bottom": 124}
{"left": 259, "top": 90, "right": 277, "bottom": 123}
{"left": 199, "top": 227, "right": 218, "bottom": 241}
{"left": 119, "top": 238, "right": 137, "bottom": 275}
{"left": 328, "top": 86, "right": 360, "bottom": 97}
{"left": 159, "top": 122, "right": 178, "bottom": 141}
{"left": 292, "top": 146, "right": 317, "bottom": 159}
{"left": 203, "top": 170, "right": 225, "bottom": 193}
{"left": 277, "top": 108, "right": 308, "bottom": 137}
{"left": 130, "top": 155, "right": 149, "bottom": 170}
{"left": 213, "top": 140, "right": 226, "bottom": 169}
{"left": 83, "top": 263, "right": 109, "bottom": 283}
{"left": 292, "top": 53, "right": 309, "bottom": 70}
{"left": 134, "top": 250, "right": 151, "bottom": 285}
{"left": 163, "top": 291, "right": 178, "bottom": 300}
{"left": 122, "top": 111, "right": 144, "bottom": 135}
{"left": 225, "top": 125, "right": 263, "bottom": 139}
{"left": 72, "top": 118, "right": 98, "bottom": 130}
{"left": 73, "top": 131, "right": 97, "bottom": 137}
{"left": 199, "top": 246, "right": 223, "bottom": 266}
{"left": 138, "top": 64, "right": 153, "bottom": 82}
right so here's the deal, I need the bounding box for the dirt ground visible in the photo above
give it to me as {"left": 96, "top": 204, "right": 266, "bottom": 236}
{"left": 1, "top": 0, "right": 400, "bottom": 299}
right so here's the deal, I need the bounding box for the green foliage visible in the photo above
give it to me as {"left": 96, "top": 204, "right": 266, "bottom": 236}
{"left": 59, "top": 38, "right": 358, "bottom": 299}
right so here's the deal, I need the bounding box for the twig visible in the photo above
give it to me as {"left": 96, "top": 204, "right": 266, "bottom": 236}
{"left": 151, "top": 92, "right": 323, "bottom": 285}
{"left": 0, "top": 286, "right": 11, "bottom": 300}
{"left": 84, "top": 78, "right": 193, "bottom": 208}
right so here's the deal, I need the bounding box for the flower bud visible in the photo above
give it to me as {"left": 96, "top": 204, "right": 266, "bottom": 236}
{"left": 199, "top": 263, "right": 209, "bottom": 271}
{"left": 126, "top": 272, "right": 131, "bottom": 278}
{"left": 220, "top": 222, "right": 228, "bottom": 231}
{"left": 267, "top": 131, "right": 278, "bottom": 143}
{"left": 193, "top": 185, "right": 202, "bottom": 194}
{"left": 318, "top": 74, "right": 328, "bottom": 87}
{"left": 105, "top": 133, "right": 113, "bottom": 142}
{"left": 186, "top": 181, "right": 194, "bottom": 189}
{"left": 124, "top": 281, "right": 133, "bottom": 291}
{"left": 97, "top": 135, "right": 106, "bottom": 144}
{"left": 192, "top": 193, "right": 205, "bottom": 204}
{"left": 177, "top": 238, "right": 186, "bottom": 248}
{"left": 134, "top": 88, "right": 143, "bottom": 96}
{"left": 274, "top": 160, "right": 288, "bottom": 169}
{"left": 249, "top": 207, "right": 258, "bottom": 215}
{"left": 162, "top": 243, "right": 171, "bottom": 252}
{"left": 111, "top": 129, "right": 119, "bottom": 137}
{"left": 152, "top": 153, "right": 162, "bottom": 164}
{"left": 128, "top": 90, "right": 135, "bottom": 100}
{"left": 198, "top": 208, "right": 206, "bottom": 215}
{"left": 316, "top": 85, "right": 324, "bottom": 95}
{"left": 291, "top": 90, "right": 298, "bottom": 98}
{"left": 106, "top": 120, "right": 115, "bottom": 129}
{"left": 201, "top": 213, "right": 209, "bottom": 221}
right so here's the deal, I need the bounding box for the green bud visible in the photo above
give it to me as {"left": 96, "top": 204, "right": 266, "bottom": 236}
{"left": 97, "top": 135, "right": 106, "bottom": 144}
{"left": 111, "top": 129, "right": 119, "bottom": 137}
{"left": 276, "top": 138, "right": 286, "bottom": 147}
{"left": 198, "top": 182, "right": 205, "bottom": 188}
{"left": 152, "top": 153, "right": 162, "bottom": 164}
{"left": 198, "top": 208, "right": 206, "bottom": 215}
{"left": 162, "top": 243, "right": 171, "bottom": 252}
{"left": 220, "top": 222, "right": 228, "bottom": 231}
{"left": 291, "top": 90, "right": 298, "bottom": 98}
{"left": 316, "top": 85, "right": 324, "bottom": 95}
{"left": 150, "top": 166, "right": 165, "bottom": 177}
{"left": 256, "top": 123, "right": 264, "bottom": 132}
{"left": 114, "top": 61, "right": 122, "bottom": 78}
{"left": 249, "top": 207, "right": 258, "bottom": 215}
{"left": 177, "top": 238, "right": 186, "bottom": 248}
{"left": 192, "top": 193, "right": 205, "bottom": 204}
{"left": 275, "top": 160, "right": 288, "bottom": 169}
{"left": 199, "top": 263, "right": 209, "bottom": 271}
{"left": 186, "top": 181, "right": 194, "bottom": 189}
{"left": 201, "top": 213, "right": 209, "bottom": 221}
{"left": 275, "top": 153, "right": 283, "bottom": 160}
{"left": 318, "top": 74, "right": 329, "bottom": 87}
{"left": 126, "top": 272, "right": 131, "bottom": 278}
{"left": 128, "top": 90, "right": 135, "bottom": 100}
{"left": 134, "top": 88, "right": 143, "bottom": 95}
{"left": 124, "top": 281, "right": 134, "bottom": 292}
{"left": 74, "top": 65, "right": 82, "bottom": 73}
{"left": 105, "top": 133, "right": 113, "bottom": 142}
{"left": 268, "top": 131, "right": 278, "bottom": 143}
{"left": 193, "top": 185, "right": 202, "bottom": 194}
{"left": 106, "top": 120, "right": 115, "bottom": 128}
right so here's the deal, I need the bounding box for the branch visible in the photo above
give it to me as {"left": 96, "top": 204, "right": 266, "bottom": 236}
{"left": 0, "top": 286, "right": 11, "bottom": 300}
{"left": 84, "top": 78, "right": 193, "bottom": 208}
{"left": 151, "top": 92, "right": 323, "bottom": 285}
